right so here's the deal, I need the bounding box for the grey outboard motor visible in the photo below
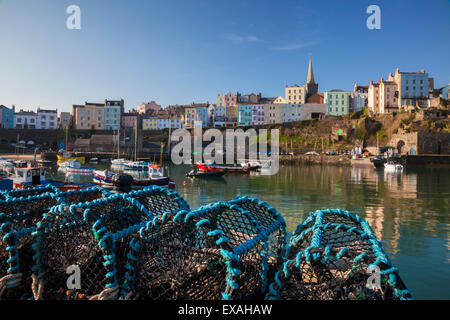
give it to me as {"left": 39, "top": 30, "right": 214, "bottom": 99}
{"left": 111, "top": 173, "right": 133, "bottom": 193}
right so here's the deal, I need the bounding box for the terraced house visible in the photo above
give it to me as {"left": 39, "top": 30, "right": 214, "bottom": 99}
{"left": 324, "top": 90, "right": 350, "bottom": 116}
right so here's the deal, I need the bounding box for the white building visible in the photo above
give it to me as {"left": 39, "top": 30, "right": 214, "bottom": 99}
{"left": 157, "top": 117, "right": 183, "bottom": 129}
{"left": 212, "top": 106, "right": 226, "bottom": 127}
{"left": 281, "top": 104, "right": 302, "bottom": 123}
{"left": 14, "top": 110, "right": 37, "bottom": 129}
{"left": 352, "top": 92, "right": 368, "bottom": 113}
{"left": 36, "top": 108, "right": 58, "bottom": 129}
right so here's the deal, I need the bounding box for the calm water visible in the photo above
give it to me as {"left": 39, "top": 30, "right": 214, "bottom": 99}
{"left": 50, "top": 162, "right": 450, "bottom": 299}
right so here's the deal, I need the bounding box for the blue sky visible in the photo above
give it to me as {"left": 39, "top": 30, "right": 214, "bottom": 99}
{"left": 0, "top": 0, "right": 449, "bottom": 113}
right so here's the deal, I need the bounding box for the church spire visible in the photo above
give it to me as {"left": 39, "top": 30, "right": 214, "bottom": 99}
{"left": 307, "top": 56, "right": 315, "bottom": 84}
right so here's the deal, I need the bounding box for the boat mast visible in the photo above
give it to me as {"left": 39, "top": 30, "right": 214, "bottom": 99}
{"left": 117, "top": 128, "right": 120, "bottom": 159}
{"left": 134, "top": 119, "right": 137, "bottom": 161}
{"left": 65, "top": 126, "right": 68, "bottom": 153}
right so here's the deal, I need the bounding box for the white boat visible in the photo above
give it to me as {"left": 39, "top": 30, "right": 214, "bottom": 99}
{"left": 111, "top": 158, "right": 128, "bottom": 165}
{"left": 384, "top": 162, "right": 404, "bottom": 171}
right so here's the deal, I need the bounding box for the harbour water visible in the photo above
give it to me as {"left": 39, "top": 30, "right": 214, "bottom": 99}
{"left": 37, "top": 163, "right": 450, "bottom": 299}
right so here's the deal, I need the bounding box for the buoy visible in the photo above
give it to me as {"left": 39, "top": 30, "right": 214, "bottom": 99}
{"left": 183, "top": 181, "right": 186, "bottom": 185}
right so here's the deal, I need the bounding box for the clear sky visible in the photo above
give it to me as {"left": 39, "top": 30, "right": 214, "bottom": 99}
{"left": 0, "top": 0, "right": 449, "bottom": 113}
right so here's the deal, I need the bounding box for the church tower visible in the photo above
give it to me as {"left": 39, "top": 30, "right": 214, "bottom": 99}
{"left": 304, "top": 56, "right": 318, "bottom": 99}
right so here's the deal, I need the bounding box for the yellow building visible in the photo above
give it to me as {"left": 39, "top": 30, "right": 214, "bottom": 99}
{"left": 273, "top": 96, "right": 287, "bottom": 104}
{"left": 142, "top": 117, "right": 158, "bottom": 130}
{"left": 226, "top": 106, "right": 238, "bottom": 127}
{"left": 184, "top": 107, "right": 196, "bottom": 129}
{"left": 73, "top": 103, "right": 105, "bottom": 130}
{"left": 285, "top": 85, "right": 306, "bottom": 104}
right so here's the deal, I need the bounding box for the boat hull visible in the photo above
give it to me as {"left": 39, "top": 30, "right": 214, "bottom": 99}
{"left": 196, "top": 164, "right": 249, "bottom": 174}
{"left": 92, "top": 171, "right": 175, "bottom": 189}
{"left": 187, "top": 169, "right": 227, "bottom": 178}
{"left": 57, "top": 155, "right": 86, "bottom": 164}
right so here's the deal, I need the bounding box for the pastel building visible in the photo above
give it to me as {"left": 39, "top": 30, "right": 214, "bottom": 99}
{"left": 216, "top": 94, "right": 226, "bottom": 107}
{"left": 237, "top": 105, "right": 252, "bottom": 127}
{"left": 251, "top": 105, "right": 265, "bottom": 126}
{"left": 184, "top": 105, "right": 208, "bottom": 129}
{"left": 72, "top": 103, "right": 105, "bottom": 130}
{"left": 281, "top": 104, "right": 302, "bottom": 123}
{"left": 352, "top": 83, "right": 369, "bottom": 112}
{"left": 137, "top": 101, "right": 162, "bottom": 115}
{"left": 14, "top": 110, "right": 37, "bottom": 129}
{"left": 324, "top": 90, "right": 350, "bottom": 116}
{"left": 392, "top": 68, "right": 429, "bottom": 108}
{"left": 59, "top": 112, "right": 72, "bottom": 129}
{"left": 273, "top": 96, "right": 287, "bottom": 104}
{"left": 226, "top": 106, "right": 238, "bottom": 127}
{"left": 104, "top": 100, "right": 122, "bottom": 130}
{"left": 442, "top": 84, "right": 450, "bottom": 100}
{"left": 224, "top": 92, "right": 237, "bottom": 108}
{"left": 36, "top": 108, "right": 58, "bottom": 129}
{"left": 212, "top": 106, "right": 226, "bottom": 127}
{"left": 0, "top": 105, "right": 14, "bottom": 128}
{"left": 142, "top": 116, "right": 158, "bottom": 130}
{"left": 121, "top": 113, "right": 138, "bottom": 129}
{"left": 265, "top": 104, "right": 282, "bottom": 124}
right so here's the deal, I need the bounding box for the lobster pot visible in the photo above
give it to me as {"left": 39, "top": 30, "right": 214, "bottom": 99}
{"left": 267, "top": 211, "right": 413, "bottom": 300}
{"left": 121, "top": 200, "right": 286, "bottom": 300}
{"left": 4, "top": 185, "right": 61, "bottom": 199}
{"left": 55, "top": 186, "right": 110, "bottom": 206}
{"left": 0, "top": 193, "right": 59, "bottom": 300}
{"left": 228, "top": 196, "right": 286, "bottom": 277}
{"left": 126, "top": 187, "right": 190, "bottom": 217}
{"left": 31, "top": 194, "right": 153, "bottom": 300}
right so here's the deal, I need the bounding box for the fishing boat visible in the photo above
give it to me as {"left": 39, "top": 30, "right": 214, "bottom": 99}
{"left": 92, "top": 168, "right": 175, "bottom": 189}
{"left": 0, "top": 159, "right": 14, "bottom": 174}
{"left": 57, "top": 152, "right": 86, "bottom": 164}
{"left": 384, "top": 161, "right": 404, "bottom": 172}
{"left": 239, "top": 161, "right": 262, "bottom": 171}
{"left": 186, "top": 168, "right": 227, "bottom": 178}
{"left": 196, "top": 163, "right": 250, "bottom": 174}
{"left": 11, "top": 164, "right": 94, "bottom": 191}
{"left": 58, "top": 160, "right": 93, "bottom": 174}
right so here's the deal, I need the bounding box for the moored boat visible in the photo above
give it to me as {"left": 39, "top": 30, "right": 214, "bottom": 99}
{"left": 57, "top": 153, "right": 86, "bottom": 164}
{"left": 384, "top": 161, "right": 404, "bottom": 172}
{"left": 11, "top": 164, "right": 94, "bottom": 191}
{"left": 93, "top": 168, "right": 175, "bottom": 189}
{"left": 186, "top": 168, "right": 227, "bottom": 178}
{"left": 196, "top": 163, "right": 250, "bottom": 174}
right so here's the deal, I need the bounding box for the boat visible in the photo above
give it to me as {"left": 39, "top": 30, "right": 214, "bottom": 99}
{"left": 11, "top": 164, "right": 94, "bottom": 191}
{"left": 58, "top": 160, "right": 93, "bottom": 174}
{"left": 13, "top": 160, "right": 28, "bottom": 168}
{"left": 89, "top": 157, "right": 99, "bottom": 164}
{"left": 0, "top": 159, "right": 14, "bottom": 174}
{"left": 384, "top": 161, "right": 404, "bottom": 172}
{"left": 111, "top": 158, "right": 128, "bottom": 165}
{"left": 196, "top": 163, "right": 250, "bottom": 174}
{"left": 239, "top": 161, "right": 262, "bottom": 171}
{"left": 92, "top": 168, "right": 175, "bottom": 189}
{"left": 57, "top": 153, "right": 86, "bottom": 164}
{"left": 186, "top": 168, "right": 227, "bottom": 178}
{"left": 123, "top": 161, "right": 150, "bottom": 171}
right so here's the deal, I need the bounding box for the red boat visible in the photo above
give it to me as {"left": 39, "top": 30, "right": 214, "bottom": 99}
{"left": 196, "top": 163, "right": 250, "bottom": 174}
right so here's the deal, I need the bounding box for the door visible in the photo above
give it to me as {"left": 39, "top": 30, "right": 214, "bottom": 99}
{"left": 32, "top": 169, "right": 41, "bottom": 185}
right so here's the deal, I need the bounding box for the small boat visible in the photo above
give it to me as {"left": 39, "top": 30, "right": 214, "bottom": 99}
{"left": 196, "top": 163, "right": 250, "bottom": 174}
{"left": 240, "top": 161, "right": 262, "bottom": 171}
{"left": 384, "top": 162, "right": 404, "bottom": 172}
{"left": 123, "top": 161, "right": 150, "bottom": 171}
{"left": 89, "top": 157, "right": 99, "bottom": 164}
{"left": 186, "top": 168, "right": 227, "bottom": 178}
{"left": 11, "top": 164, "right": 94, "bottom": 191}
{"left": 13, "top": 160, "right": 28, "bottom": 168}
{"left": 57, "top": 153, "right": 86, "bottom": 164}
{"left": 111, "top": 158, "right": 129, "bottom": 165}
{"left": 92, "top": 168, "right": 175, "bottom": 189}
{"left": 58, "top": 160, "right": 93, "bottom": 174}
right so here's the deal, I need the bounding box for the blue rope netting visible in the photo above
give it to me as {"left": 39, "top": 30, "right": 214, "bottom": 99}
{"left": 120, "top": 196, "right": 286, "bottom": 300}
{"left": 0, "top": 192, "right": 60, "bottom": 300}
{"left": 266, "top": 209, "right": 413, "bottom": 300}
{"left": 0, "top": 185, "right": 413, "bottom": 300}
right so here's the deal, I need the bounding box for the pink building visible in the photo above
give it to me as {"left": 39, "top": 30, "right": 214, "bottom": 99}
{"left": 224, "top": 92, "right": 237, "bottom": 107}
{"left": 137, "top": 101, "right": 162, "bottom": 115}
{"left": 251, "top": 105, "right": 265, "bottom": 125}
{"left": 121, "top": 113, "right": 138, "bottom": 128}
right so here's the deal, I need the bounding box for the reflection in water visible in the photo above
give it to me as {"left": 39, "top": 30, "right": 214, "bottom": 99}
{"left": 46, "top": 162, "right": 449, "bottom": 299}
